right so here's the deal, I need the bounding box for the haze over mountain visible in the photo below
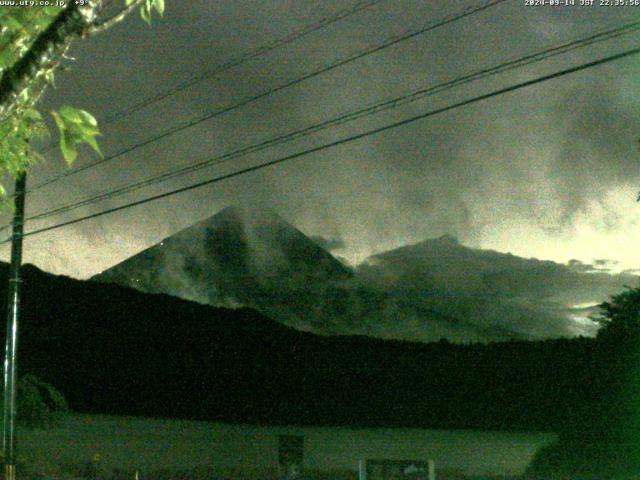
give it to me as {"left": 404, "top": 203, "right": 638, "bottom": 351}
{"left": 0, "top": 262, "right": 607, "bottom": 431}
{"left": 93, "top": 206, "right": 638, "bottom": 343}
{"left": 94, "top": 206, "right": 353, "bottom": 332}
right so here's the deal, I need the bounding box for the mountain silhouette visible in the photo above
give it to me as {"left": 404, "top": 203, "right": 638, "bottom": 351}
{"left": 93, "top": 207, "right": 636, "bottom": 342}
{"left": 94, "top": 206, "right": 352, "bottom": 331}
{"left": 0, "top": 262, "right": 603, "bottom": 431}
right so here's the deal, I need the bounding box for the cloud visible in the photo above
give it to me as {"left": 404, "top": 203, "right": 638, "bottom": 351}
{"left": 549, "top": 82, "right": 640, "bottom": 227}
{"left": 95, "top": 206, "right": 638, "bottom": 343}
{"left": 350, "top": 236, "right": 636, "bottom": 341}
{"left": 13, "top": 0, "right": 639, "bottom": 291}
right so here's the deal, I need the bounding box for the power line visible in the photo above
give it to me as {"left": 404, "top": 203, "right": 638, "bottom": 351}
{"left": 35, "top": 0, "right": 386, "bottom": 155}
{"left": 13, "top": 19, "right": 640, "bottom": 229}
{"left": 5, "top": 45, "right": 638, "bottom": 245}
{"left": 27, "top": 0, "right": 508, "bottom": 195}
{"left": 100, "top": 0, "right": 387, "bottom": 125}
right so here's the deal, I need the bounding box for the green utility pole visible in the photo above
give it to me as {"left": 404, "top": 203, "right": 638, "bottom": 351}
{"left": 2, "top": 172, "right": 26, "bottom": 480}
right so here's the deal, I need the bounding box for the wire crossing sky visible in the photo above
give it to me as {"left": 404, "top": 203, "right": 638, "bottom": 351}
{"left": 34, "top": 0, "right": 388, "bottom": 158}
{"left": 27, "top": 0, "right": 507, "bottom": 195}
{"left": 11, "top": 18, "right": 640, "bottom": 233}
{"left": 6, "top": 45, "right": 639, "bottom": 245}
{"left": 2, "top": 0, "right": 639, "bottom": 289}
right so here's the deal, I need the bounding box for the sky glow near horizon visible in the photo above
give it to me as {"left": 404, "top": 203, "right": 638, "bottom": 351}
{"left": 477, "top": 185, "right": 640, "bottom": 274}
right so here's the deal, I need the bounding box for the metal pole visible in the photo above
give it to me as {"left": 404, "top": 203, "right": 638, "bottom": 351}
{"left": 2, "top": 172, "right": 26, "bottom": 480}
{"left": 428, "top": 460, "right": 435, "bottom": 480}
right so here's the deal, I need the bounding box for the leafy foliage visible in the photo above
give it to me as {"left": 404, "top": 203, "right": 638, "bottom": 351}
{"left": 0, "top": 7, "right": 61, "bottom": 192}
{"left": 18, "top": 375, "right": 69, "bottom": 428}
{"left": 17, "top": 374, "right": 68, "bottom": 429}
{"left": 0, "top": 1, "right": 164, "bottom": 202}
{"left": 527, "top": 284, "right": 640, "bottom": 478}
{"left": 595, "top": 285, "right": 640, "bottom": 344}
{"left": 51, "top": 106, "right": 101, "bottom": 165}
{"left": 130, "top": 0, "right": 165, "bottom": 24}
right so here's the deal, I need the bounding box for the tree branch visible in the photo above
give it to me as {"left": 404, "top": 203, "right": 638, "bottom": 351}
{"left": 0, "top": 0, "right": 150, "bottom": 123}
{"left": 88, "top": 0, "right": 146, "bottom": 35}
{"left": 0, "top": 4, "right": 91, "bottom": 122}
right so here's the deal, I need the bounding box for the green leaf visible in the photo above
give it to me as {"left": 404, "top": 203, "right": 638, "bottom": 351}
{"left": 53, "top": 106, "right": 101, "bottom": 164}
{"left": 81, "top": 124, "right": 101, "bottom": 137}
{"left": 153, "top": 0, "right": 165, "bottom": 16}
{"left": 0, "top": 48, "right": 17, "bottom": 72}
{"left": 33, "top": 10, "right": 58, "bottom": 30}
{"left": 51, "top": 110, "right": 64, "bottom": 132}
{"left": 140, "top": 0, "right": 153, "bottom": 24}
{"left": 23, "top": 108, "right": 42, "bottom": 122}
{"left": 17, "top": 88, "right": 29, "bottom": 103}
{"left": 52, "top": 109, "right": 98, "bottom": 166}
{"left": 3, "top": 17, "right": 24, "bottom": 32}
{"left": 60, "top": 128, "right": 77, "bottom": 165}
{"left": 83, "top": 133, "right": 102, "bottom": 157}
{"left": 77, "top": 109, "right": 98, "bottom": 128}
{"left": 44, "top": 69, "right": 55, "bottom": 87}
{"left": 58, "top": 105, "right": 85, "bottom": 124}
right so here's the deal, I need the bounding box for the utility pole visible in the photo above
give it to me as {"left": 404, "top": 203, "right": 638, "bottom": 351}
{"left": 2, "top": 172, "right": 26, "bottom": 480}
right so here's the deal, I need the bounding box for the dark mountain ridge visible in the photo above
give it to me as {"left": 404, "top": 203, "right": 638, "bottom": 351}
{"left": 0, "top": 262, "right": 610, "bottom": 432}
{"left": 92, "top": 206, "right": 636, "bottom": 342}
{"left": 93, "top": 205, "right": 354, "bottom": 331}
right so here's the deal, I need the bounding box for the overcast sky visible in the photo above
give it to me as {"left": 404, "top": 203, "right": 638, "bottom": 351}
{"left": 1, "top": 0, "right": 639, "bottom": 280}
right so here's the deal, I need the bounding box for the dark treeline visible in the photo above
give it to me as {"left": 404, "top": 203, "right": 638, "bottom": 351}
{"left": 0, "top": 263, "right": 622, "bottom": 433}
{"left": 527, "top": 286, "right": 640, "bottom": 478}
